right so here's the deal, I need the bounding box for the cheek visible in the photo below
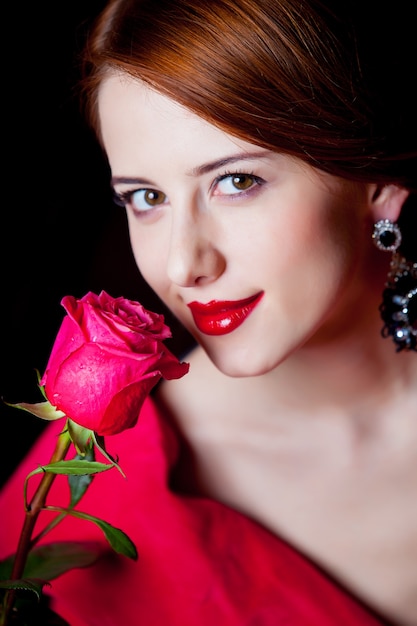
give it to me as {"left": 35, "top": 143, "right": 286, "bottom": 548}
{"left": 283, "top": 188, "right": 362, "bottom": 267}
{"left": 126, "top": 217, "right": 167, "bottom": 294}
{"left": 255, "top": 206, "right": 341, "bottom": 272}
{"left": 259, "top": 194, "right": 362, "bottom": 311}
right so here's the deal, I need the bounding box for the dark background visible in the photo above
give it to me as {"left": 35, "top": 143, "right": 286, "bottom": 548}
{"left": 0, "top": 2, "right": 192, "bottom": 486}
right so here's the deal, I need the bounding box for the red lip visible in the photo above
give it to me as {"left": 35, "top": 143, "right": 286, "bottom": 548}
{"left": 187, "top": 292, "right": 264, "bottom": 336}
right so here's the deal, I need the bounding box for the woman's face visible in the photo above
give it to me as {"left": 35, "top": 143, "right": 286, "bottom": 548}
{"left": 98, "top": 73, "right": 372, "bottom": 376}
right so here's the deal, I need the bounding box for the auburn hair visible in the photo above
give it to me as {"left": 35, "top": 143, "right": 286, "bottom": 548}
{"left": 80, "top": 0, "right": 416, "bottom": 189}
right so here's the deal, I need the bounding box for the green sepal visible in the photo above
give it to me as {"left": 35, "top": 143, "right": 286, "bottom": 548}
{"left": 92, "top": 432, "right": 126, "bottom": 478}
{"left": 67, "top": 420, "right": 94, "bottom": 455}
{"left": 4, "top": 399, "right": 65, "bottom": 422}
{"left": 35, "top": 369, "right": 47, "bottom": 401}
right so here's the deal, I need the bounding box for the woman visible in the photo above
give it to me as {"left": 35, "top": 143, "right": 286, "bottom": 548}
{"left": 1, "top": 0, "right": 416, "bottom": 624}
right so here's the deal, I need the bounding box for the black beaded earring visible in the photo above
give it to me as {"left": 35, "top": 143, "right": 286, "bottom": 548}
{"left": 372, "top": 219, "right": 417, "bottom": 352}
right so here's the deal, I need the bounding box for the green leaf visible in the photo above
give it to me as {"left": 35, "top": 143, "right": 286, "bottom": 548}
{"left": 0, "top": 586, "right": 71, "bottom": 625}
{"left": 3, "top": 399, "right": 65, "bottom": 422}
{"left": 27, "top": 459, "right": 113, "bottom": 479}
{"left": 68, "top": 450, "right": 95, "bottom": 507}
{"left": 0, "top": 577, "right": 49, "bottom": 599}
{"left": 65, "top": 511, "right": 138, "bottom": 560}
{"left": 0, "top": 542, "right": 104, "bottom": 582}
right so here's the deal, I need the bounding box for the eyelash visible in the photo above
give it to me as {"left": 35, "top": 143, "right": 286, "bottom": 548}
{"left": 213, "top": 170, "right": 264, "bottom": 196}
{"left": 113, "top": 170, "right": 265, "bottom": 211}
{"left": 113, "top": 189, "right": 139, "bottom": 208}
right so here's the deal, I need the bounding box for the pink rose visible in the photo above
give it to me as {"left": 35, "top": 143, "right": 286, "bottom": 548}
{"left": 40, "top": 291, "right": 189, "bottom": 436}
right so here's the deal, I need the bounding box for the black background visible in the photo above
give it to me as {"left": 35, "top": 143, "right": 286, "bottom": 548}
{"left": 0, "top": 2, "right": 191, "bottom": 486}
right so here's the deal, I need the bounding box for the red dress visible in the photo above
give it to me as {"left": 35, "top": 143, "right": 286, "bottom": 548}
{"left": 0, "top": 396, "right": 385, "bottom": 625}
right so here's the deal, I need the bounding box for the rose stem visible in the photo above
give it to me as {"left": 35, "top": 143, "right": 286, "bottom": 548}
{"left": 3, "top": 424, "right": 71, "bottom": 623}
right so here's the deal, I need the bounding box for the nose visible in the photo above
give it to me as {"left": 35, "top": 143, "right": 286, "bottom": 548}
{"left": 166, "top": 210, "right": 226, "bottom": 287}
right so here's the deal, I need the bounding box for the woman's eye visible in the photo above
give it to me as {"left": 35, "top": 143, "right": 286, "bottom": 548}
{"left": 114, "top": 188, "right": 167, "bottom": 212}
{"left": 214, "top": 173, "right": 262, "bottom": 196}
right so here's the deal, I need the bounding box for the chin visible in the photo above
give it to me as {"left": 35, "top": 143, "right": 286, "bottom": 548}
{"left": 205, "top": 343, "right": 289, "bottom": 379}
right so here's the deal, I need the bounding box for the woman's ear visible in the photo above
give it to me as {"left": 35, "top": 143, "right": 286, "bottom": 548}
{"left": 368, "top": 184, "right": 410, "bottom": 223}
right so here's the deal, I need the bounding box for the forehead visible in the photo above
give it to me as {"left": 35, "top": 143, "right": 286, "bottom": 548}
{"left": 99, "top": 72, "right": 188, "bottom": 118}
{"left": 97, "top": 72, "right": 268, "bottom": 169}
{"left": 99, "top": 72, "right": 222, "bottom": 139}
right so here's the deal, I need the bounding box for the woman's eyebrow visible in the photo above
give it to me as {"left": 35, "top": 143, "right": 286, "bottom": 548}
{"left": 110, "top": 150, "right": 272, "bottom": 187}
{"left": 111, "top": 176, "right": 153, "bottom": 187}
{"left": 187, "top": 150, "right": 271, "bottom": 177}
